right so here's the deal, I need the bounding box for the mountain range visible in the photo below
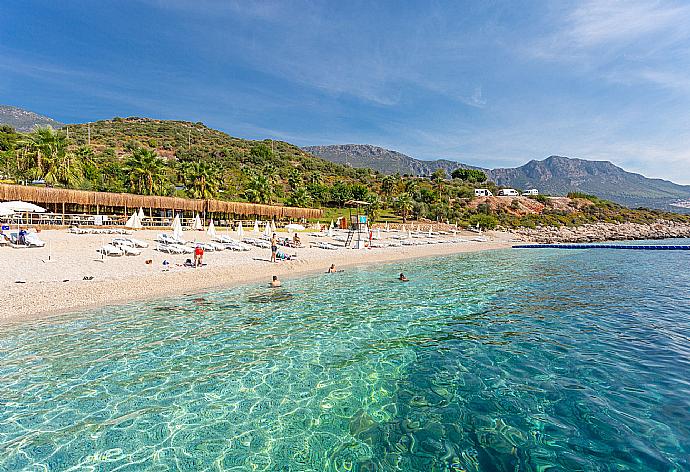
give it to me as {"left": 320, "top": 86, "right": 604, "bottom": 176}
{"left": 0, "top": 105, "right": 63, "bottom": 132}
{"left": 305, "top": 144, "right": 690, "bottom": 211}
{"left": 1, "top": 105, "right": 688, "bottom": 212}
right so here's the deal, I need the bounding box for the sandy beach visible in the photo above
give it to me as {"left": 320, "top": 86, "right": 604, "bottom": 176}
{"left": 0, "top": 228, "right": 514, "bottom": 324}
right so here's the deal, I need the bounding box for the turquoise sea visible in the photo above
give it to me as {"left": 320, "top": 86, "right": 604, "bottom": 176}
{"left": 1, "top": 241, "right": 689, "bottom": 471}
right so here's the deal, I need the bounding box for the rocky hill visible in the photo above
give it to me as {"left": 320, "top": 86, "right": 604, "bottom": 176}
{"left": 487, "top": 156, "right": 690, "bottom": 211}
{"left": 303, "top": 144, "right": 479, "bottom": 176}
{"left": 306, "top": 144, "right": 690, "bottom": 211}
{"left": 0, "top": 105, "right": 63, "bottom": 132}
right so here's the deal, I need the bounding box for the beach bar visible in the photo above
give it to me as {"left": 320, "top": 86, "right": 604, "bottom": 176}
{"left": 0, "top": 184, "right": 322, "bottom": 226}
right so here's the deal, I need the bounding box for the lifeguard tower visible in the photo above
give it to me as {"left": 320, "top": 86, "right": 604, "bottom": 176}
{"left": 344, "top": 200, "right": 371, "bottom": 249}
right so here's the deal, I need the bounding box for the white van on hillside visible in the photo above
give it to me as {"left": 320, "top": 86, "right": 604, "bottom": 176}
{"left": 474, "top": 188, "right": 493, "bottom": 197}
{"left": 497, "top": 188, "right": 519, "bottom": 196}
{"left": 522, "top": 189, "right": 539, "bottom": 196}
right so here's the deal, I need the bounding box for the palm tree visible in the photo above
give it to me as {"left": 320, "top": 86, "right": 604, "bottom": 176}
{"left": 18, "top": 127, "right": 82, "bottom": 186}
{"left": 431, "top": 169, "right": 446, "bottom": 202}
{"left": 380, "top": 175, "right": 396, "bottom": 205}
{"left": 179, "top": 160, "right": 221, "bottom": 199}
{"left": 123, "top": 148, "right": 169, "bottom": 195}
{"left": 244, "top": 172, "right": 275, "bottom": 204}
{"left": 286, "top": 186, "right": 311, "bottom": 207}
{"left": 395, "top": 192, "right": 414, "bottom": 223}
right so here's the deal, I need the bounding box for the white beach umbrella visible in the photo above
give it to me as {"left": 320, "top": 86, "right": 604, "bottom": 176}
{"left": 264, "top": 222, "right": 271, "bottom": 238}
{"left": 171, "top": 214, "right": 183, "bottom": 241}
{"left": 124, "top": 212, "right": 138, "bottom": 229}
{"left": 253, "top": 220, "right": 260, "bottom": 233}
{"left": 238, "top": 221, "right": 244, "bottom": 241}
{"left": 207, "top": 220, "right": 216, "bottom": 237}
{"left": 138, "top": 207, "right": 146, "bottom": 220}
{"left": 192, "top": 213, "right": 203, "bottom": 231}
{"left": 271, "top": 220, "right": 277, "bottom": 233}
{"left": 0, "top": 201, "right": 46, "bottom": 213}
{"left": 133, "top": 213, "right": 143, "bottom": 229}
{"left": 402, "top": 224, "right": 406, "bottom": 232}
{"left": 408, "top": 229, "right": 412, "bottom": 239}
{"left": 428, "top": 226, "right": 433, "bottom": 237}
{"left": 376, "top": 228, "right": 381, "bottom": 240}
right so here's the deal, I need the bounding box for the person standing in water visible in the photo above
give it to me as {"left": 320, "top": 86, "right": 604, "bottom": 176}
{"left": 270, "top": 233, "right": 278, "bottom": 263}
{"left": 327, "top": 264, "right": 337, "bottom": 273}
{"left": 271, "top": 275, "right": 281, "bottom": 287}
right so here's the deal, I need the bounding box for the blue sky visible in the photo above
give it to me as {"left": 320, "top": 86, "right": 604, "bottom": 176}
{"left": 2, "top": 1, "right": 690, "bottom": 183}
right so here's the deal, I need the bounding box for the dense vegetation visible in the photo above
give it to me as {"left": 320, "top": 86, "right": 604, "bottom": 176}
{"left": 1, "top": 118, "right": 688, "bottom": 229}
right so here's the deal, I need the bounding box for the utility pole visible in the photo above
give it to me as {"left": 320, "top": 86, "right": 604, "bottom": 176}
{"left": 87, "top": 123, "right": 91, "bottom": 146}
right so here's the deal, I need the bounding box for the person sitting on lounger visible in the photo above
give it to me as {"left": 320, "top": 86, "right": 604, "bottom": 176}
{"left": 399, "top": 273, "right": 409, "bottom": 282}
{"left": 293, "top": 233, "right": 301, "bottom": 246}
{"left": 270, "top": 275, "right": 281, "bottom": 287}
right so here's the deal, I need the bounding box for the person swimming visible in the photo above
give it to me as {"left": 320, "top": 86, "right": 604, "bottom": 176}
{"left": 270, "top": 275, "right": 282, "bottom": 287}
{"left": 327, "top": 264, "right": 337, "bottom": 273}
{"left": 399, "top": 272, "right": 409, "bottom": 282}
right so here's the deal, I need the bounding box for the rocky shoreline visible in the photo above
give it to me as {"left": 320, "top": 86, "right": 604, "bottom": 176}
{"left": 511, "top": 220, "right": 690, "bottom": 243}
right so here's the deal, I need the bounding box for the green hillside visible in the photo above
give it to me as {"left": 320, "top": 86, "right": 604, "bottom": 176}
{"left": 2, "top": 116, "right": 689, "bottom": 229}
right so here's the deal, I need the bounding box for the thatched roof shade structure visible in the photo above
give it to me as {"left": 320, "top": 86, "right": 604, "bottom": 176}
{"left": 0, "top": 184, "right": 322, "bottom": 219}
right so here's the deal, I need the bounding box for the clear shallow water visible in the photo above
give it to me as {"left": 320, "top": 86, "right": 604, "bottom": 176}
{"left": 1, "top": 242, "right": 690, "bottom": 471}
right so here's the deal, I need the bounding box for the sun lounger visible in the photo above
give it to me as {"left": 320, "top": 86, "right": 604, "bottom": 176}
{"left": 24, "top": 232, "right": 46, "bottom": 247}
{"left": 156, "top": 243, "right": 184, "bottom": 254}
{"left": 97, "top": 244, "right": 125, "bottom": 256}
{"left": 157, "top": 233, "right": 186, "bottom": 245}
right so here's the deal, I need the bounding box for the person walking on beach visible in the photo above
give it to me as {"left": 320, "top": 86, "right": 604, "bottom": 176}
{"left": 270, "top": 233, "right": 278, "bottom": 263}
{"left": 194, "top": 245, "right": 204, "bottom": 267}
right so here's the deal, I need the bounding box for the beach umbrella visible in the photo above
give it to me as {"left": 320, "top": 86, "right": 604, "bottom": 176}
{"left": 271, "top": 220, "right": 277, "bottom": 233}
{"left": 172, "top": 214, "right": 183, "bottom": 241}
{"left": 428, "top": 226, "right": 433, "bottom": 237}
{"left": 385, "top": 222, "right": 389, "bottom": 231}
{"left": 408, "top": 229, "right": 412, "bottom": 239}
{"left": 192, "top": 213, "right": 203, "bottom": 231}
{"left": 124, "top": 212, "right": 138, "bottom": 228}
{"left": 238, "top": 221, "right": 244, "bottom": 241}
{"left": 376, "top": 228, "right": 381, "bottom": 240}
{"left": 253, "top": 220, "right": 260, "bottom": 233}
{"left": 138, "top": 207, "right": 146, "bottom": 220}
{"left": 0, "top": 201, "right": 46, "bottom": 213}
{"left": 402, "top": 224, "right": 406, "bottom": 232}
{"left": 133, "top": 213, "right": 143, "bottom": 229}
{"left": 264, "top": 222, "right": 271, "bottom": 238}
{"left": 207, "top": 220, "right": 216, "bottom": 237}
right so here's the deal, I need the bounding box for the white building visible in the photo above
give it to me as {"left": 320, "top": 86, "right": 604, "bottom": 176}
{"left": 497, "top": 188, "right": 519, "bottom": 196}
{"left": 522, "top": 189, "right": 539, "bottom": 196}
{"left": 474, "top": 188, "right": 493, "bottom": 197}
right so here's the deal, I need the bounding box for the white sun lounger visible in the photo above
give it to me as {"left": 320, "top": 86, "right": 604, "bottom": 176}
{"left": 97, "top": 244, "right": 125, "bottom": 256}
{"left": 156, "top": 243, "right": 184, "bottom": 254}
